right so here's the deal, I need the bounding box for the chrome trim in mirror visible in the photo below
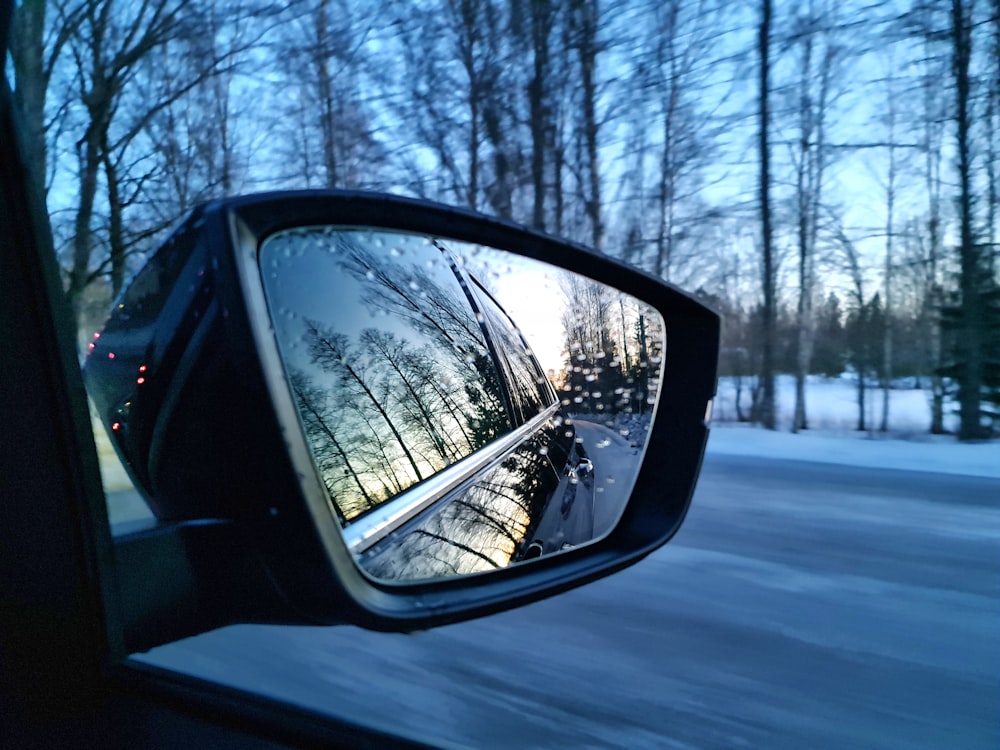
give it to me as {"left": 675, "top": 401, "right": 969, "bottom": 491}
{"left": 345, "top": 402, "right": 561, "bottom": 554}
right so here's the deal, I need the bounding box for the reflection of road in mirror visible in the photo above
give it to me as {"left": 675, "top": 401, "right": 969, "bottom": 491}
{"left": 524, "top": 417, "right": 645, "bottom": 555}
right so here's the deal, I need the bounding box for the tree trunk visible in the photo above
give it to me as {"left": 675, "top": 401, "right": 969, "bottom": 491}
{"left": 103, "top": 153, "right": 126, "bottom": 296}
{"left": 856, "top": 369, "right": 866, "bottom": 432}
{"left": 68, "top": 113, "right": 107, "bottom": 319}
{"left": 571, "top": 0, "right": 602, "bottom": 251}
{"left": 757, "top": 0, "right": 776, "bottom": 430}
{"left": 316, "top": 0, "right": 338, "bottom": 188}
{"left": 9, "top": 0, "right": 48, "bottom": 190}
{"left": 528, "top": 0, "right": 552, "bottom": 231}
{"left": 880, "top": 139, "right": 895, "bottom": 433}
{"left": 951, "top": 0, "right": 984, "bottom": 440}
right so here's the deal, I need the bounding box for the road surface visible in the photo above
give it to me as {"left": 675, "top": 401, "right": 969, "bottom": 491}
{"left": 141, "top": 453, "right": 1000, "bottom": 749}
{"left": 526, "top": 419, "right": 638, "bottom": 555}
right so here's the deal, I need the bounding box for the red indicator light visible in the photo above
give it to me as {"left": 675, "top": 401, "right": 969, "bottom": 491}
{"left": 138, "top": 365, "right": 147, "bottom": 373}
{"left": 111, "top": 422, "right": 121, "bottom": 431}
{"left": 136, "top": 377, "right": 146, "bottom": 385}
{"left": 108, "top": 352, "right": 115, "bottom": 359}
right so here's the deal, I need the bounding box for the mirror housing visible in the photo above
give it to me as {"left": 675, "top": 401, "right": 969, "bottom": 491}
{"left": 85, "top": 191, "right": 718, "bottom": 648}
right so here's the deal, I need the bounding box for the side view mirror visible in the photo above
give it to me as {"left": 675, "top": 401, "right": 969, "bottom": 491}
{"left": 85, "top": 191, "right": 718, "bottom": 649}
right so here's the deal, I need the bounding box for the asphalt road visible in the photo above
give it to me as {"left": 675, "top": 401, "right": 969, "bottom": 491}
{"left": 527, "top": 420, "right": 638, "bottom": 554}
{"left": 142, "top": 453, "right": 1000, "bottom": 749}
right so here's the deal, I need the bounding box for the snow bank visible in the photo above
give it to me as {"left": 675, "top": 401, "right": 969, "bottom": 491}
{"left": 712, "top": 375, "right": 961, "bottom": 434}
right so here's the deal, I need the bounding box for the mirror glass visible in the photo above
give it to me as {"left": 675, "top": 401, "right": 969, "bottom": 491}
{"left": 259, "top": 227, "right": 664, "bottom": 582}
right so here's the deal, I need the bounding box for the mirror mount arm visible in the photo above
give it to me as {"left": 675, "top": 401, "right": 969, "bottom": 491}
{"left": 113, "top": 520, "right": 323, "bottom": 653}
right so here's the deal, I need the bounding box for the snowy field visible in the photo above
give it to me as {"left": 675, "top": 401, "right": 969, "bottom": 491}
{"left": 708, "top": 375, "right": 999, "bottom": 480}
{"left": 712, "top": 374, "right": 961, "bottom": 434}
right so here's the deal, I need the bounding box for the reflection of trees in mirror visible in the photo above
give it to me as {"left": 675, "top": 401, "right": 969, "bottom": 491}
{"left": 341, "top": 240, "right": 486, "bottom": 362}
{"left": 360, "top": 421, "right": 567, "bottom": 581}
{"left": 294, "top": 318, "right": 509, "bottom": 523}
{"left": 262, "top": 227, "right": 656, "bottom": 579}
{"left": 557, "top": 273, "right": 664, "bottom": 420}
{"left": 264, "top": 229, "right": 514, "bottom": 523}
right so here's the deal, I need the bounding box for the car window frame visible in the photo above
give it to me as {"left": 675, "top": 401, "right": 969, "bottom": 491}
{"left": 0, "top": 28, "right": 439, "bottom": 750}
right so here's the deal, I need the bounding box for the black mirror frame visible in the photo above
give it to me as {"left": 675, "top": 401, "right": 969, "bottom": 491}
{"left": 88, "top": 190, "right": 719, "bottom": 641}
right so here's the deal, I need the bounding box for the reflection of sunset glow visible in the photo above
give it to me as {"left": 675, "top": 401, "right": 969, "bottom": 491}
{"left": 463, "top": 256, "right": 568, "bottom": 377}
{"left": 262, "top": 228, "right": 524, "bottom": 525}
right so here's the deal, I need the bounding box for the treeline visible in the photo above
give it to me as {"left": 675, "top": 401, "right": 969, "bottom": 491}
{"left": 8, "top": 0, "right": 999, "bottom": 438}
{"left": 707, "top": 290, "right": 974, "bottom": 431}
{"left": 557, "top": 274, "right": 662, "bottom": 417}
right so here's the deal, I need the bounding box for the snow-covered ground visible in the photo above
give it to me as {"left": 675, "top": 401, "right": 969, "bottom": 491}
{"left": 713, "top": 374, "right": 958, "bottom": 434}
{"left": 708, "top": 375, "right": 999, "bottom": 480}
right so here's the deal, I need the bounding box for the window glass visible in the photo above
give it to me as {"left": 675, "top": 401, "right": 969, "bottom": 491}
{"left": 16, "top": 2, "right": 997, "bottom": 749}
{"left": 469, "top": 278, "right": 556, "bottom": 425}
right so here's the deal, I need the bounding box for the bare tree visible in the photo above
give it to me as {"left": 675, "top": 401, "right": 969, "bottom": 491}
{"left": 275, "top": 0, "right": 383, "bottom": 190}
{"left": 527, "top": 0, "right": 558, "bottom": 230}
{"left": 567, "top": 0, "right": 603, "bottom": 250}
{"left": 757, "top": 0, "right": 777, "bottom": 429}
{"left": 835, "top": 224, "right": 872, "bottom": 431}
{"left": 950, "top": 0, "right": 987, "bottom": 439}
{"left": 781, "top": 2, "right": 843, "bottom": 433}
{"left": 9, "top": 0, "right": 81, "bottom": 191}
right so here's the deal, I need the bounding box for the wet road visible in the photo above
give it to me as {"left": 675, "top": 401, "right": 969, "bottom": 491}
{"left": 527, "top": 420, "right": 637, "bottom": 554}
{"left": 143, "top": 453, "right": 1000, "bottom": 749}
